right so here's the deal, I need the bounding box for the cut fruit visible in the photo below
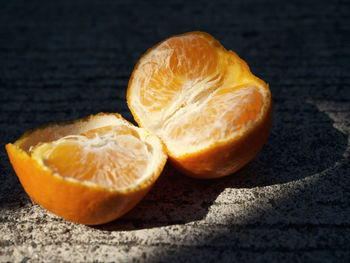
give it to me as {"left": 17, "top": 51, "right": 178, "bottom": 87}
{"left": 127, "top": 31, "right": 272, "bottom": 178}
{"left": 6, "top": 113, "right": 167, "bottom": 225}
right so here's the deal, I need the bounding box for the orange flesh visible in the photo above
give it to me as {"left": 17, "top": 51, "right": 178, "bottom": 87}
{"left": 130, "top": 33, "right": 266, "bottom": 153}
{"left": 138, "top": 35, "right": 219, "bottom": 112}
{"left": 163, "top": 86, "right": 263, "bottom": 146}
{"left": 32, "top": 125, "right": 149, "bottom": 190}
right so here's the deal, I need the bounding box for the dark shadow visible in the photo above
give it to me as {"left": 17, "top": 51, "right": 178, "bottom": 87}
{"left": 150, "top": 150, "right": 350, "bottom": 263}
{"left": 96, "top": 163, "right": 228, "bottom": 231}
{"left": 95, "top": 101, "right": 348, "bottom": 231}
{"left": 0, "top": 156, "right": 31, "bottom": 212}
{"left": 236, "top": 101, "right": 349, "bottom": 187}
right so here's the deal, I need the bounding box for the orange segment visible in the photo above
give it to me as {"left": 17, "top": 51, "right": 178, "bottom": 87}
{"left": 162, "top": 85, "right": 264, "bottom": 150}
{"left": 32, "top": 125, "right": 150, "bottom": 190}
{"left": 127, "top": 31, "right": 272, "bottom": 178}
{"left": 163, "top": 34, "right": 219, "bottom": 79}
{"left": 6, "top": 113, "right": 167, "bottom": 225}
{"left": 132, "top": 33, "right": 226, "bottom": 126}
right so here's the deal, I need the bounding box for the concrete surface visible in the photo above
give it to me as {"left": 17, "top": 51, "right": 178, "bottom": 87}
{"left": 1, "top": 0, "right": 349, "bottom": 262}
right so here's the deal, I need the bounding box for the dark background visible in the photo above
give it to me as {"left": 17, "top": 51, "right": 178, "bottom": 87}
{"left": 1, "top": 0, "right": 349, "bottom": 262}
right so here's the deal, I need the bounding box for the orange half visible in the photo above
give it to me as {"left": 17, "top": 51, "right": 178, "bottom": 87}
{"left": 6, "top": 113, "right": 167, "bottom": 225}
{"left": 127, "top": 31, "right": 272, "bottom": 178}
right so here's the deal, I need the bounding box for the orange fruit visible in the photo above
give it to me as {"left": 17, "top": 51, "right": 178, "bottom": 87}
{"left": 127, "top": 31, "right": 272, "bottom": 179}
{"left": 6, "top": 113, "right": 167, "bottom": 225}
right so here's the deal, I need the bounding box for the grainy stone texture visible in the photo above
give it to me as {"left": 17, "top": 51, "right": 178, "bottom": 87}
{"left": 1, "top": 0, "right": 350, "bottom": 262}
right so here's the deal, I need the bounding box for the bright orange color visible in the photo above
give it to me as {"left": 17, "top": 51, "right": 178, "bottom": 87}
{"left": 6, "top": 113, "right": 167, "bottom": 225}
{"left": 127, "top": 31, "right": 272, "bottom": 178}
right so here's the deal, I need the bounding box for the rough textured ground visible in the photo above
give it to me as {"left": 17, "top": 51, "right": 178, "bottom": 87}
{"left": 1, "top": 0, "right": 350, "bottom": 262}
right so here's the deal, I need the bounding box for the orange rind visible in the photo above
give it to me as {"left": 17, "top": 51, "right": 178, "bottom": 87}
{"left": 6, "top": 113, "right": 167, "bottom": 225}
{"left": 127, "top": 31, "right": 272, "bottom": 178}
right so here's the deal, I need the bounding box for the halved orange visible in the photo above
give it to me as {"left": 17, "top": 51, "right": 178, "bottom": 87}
{"left": 127, "top": 31, "right": 272, "bottom": 178}
{"left": 6, "top": 113, "right": 167, "bottom": 225}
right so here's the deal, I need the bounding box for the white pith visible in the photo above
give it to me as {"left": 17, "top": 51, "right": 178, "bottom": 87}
{"left": 128, "top": 41, "right": 269, "bottom": 158}
{"left": 159, "top": 86, "right": 268, "bottom": 156}
{"left": 18, "top": 115, "right": 166, "bottom": 191}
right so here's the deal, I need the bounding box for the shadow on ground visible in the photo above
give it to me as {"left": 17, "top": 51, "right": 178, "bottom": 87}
{"left": 0, "top": 156, "right": 30, "bottom": 211}
{"left": 96, "top": 102, "right": 348, "bottom": 231}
